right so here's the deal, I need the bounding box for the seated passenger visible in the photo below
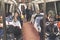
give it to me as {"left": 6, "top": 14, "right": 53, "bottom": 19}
{"left": 12, "top": 11, "right": 21, "bottom": 29}
{"left": 11, "top": 11, "right": 22, "bottom": 40}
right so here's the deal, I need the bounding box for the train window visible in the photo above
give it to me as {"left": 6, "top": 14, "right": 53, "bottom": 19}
{"left": 38, "top": 3, "right": 44, "bottom": 11}
{"left": 56, "top": 1, "right": 60, "bottom": 15}
{"left": 5, "top": 3, "right": 10, "bottom": 14}
{"left": 46, "top": 2, "right": 55, "bottom": 14}
{"left": 56, "top": 1, "right": 60, "bottom": 21}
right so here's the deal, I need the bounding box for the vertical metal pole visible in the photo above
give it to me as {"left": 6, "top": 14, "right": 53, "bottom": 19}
{"left": 54, "top": 2, "right": 57, "bottom": 15}
{"left": 2, "top": 1, "right": 7, "bottom": 40}
{"left": 43, "top": 0, "right": 46, "bottom": 40}
{"left": 7, "top": 4, "right": 8, "bottom": 13}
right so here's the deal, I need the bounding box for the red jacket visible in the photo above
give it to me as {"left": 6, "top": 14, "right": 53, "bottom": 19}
{"left": 57, "top": 21, "right": 60, "bottom": 29}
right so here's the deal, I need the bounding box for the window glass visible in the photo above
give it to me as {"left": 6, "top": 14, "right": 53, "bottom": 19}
{"left": 46, "top": 2, "right": 55, "bottom": 14}
{"left": 56, "top": 1, "right": 60, "bottom": 15}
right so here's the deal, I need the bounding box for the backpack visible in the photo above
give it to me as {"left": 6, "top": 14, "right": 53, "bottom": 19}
{"left": 34, "top": 14, "right": 43, "bottom": 32}
{"left": 46, "top": 23, "right": 58, "bottom": 35}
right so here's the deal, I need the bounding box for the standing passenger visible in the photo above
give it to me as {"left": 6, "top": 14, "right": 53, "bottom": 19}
{"left": 25, "top": 6, "right": 33, "bottom": 21}
{"left": 12, "top": 11, "right": 22, "bottom": 40}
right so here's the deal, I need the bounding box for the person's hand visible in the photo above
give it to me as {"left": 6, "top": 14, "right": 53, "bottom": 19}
{"left": 56, "top": 32, "right": 60, "bottom": 36}
{"left": 45, "top": 33, "right": 49, "bottom": 36}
